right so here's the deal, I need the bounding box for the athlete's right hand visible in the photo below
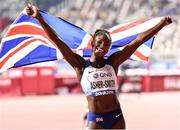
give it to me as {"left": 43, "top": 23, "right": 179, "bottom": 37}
{"left": 26, "top": 4, "right": 40, "bottom": 19}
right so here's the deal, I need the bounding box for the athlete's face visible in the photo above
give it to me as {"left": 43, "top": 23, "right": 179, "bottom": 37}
{"left": 92, "top": 34, "right": 111, "bottom": 57}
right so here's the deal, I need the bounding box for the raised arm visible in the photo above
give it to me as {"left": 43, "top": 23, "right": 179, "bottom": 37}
{"left": 26, "top": 4, "right": 85, "bottom": 70}
{"left": 109, "top": 16, "right": 172, "bottom": 73}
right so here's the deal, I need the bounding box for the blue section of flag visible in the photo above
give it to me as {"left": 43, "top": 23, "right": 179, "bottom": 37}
{"left": 15, "top": 13, "right": 40, "bottom": 25}
{"left": 112, "top": 34, "right": 138, "bottom": 48}
{"left": 14, "top": 45, "right": 57, "bottom": 67}
{"left": 144, "top": 37, "right": 155, "bottom": 49}
{"left": 40, "top": 12, "right": 87, "bottom": 49}
{"left": 0, "top": 36, "right": 33, "bottom": 58}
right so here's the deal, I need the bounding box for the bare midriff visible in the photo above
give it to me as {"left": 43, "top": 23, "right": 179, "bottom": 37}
{"left": 87, "top": 94, "right": 120, "bottom": 113}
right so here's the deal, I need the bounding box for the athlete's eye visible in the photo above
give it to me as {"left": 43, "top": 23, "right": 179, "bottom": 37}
{"left": 98, "top": 41, "right": 103, "bottom": 44}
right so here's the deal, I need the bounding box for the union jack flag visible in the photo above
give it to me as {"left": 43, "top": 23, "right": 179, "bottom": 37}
{"left": 0, "top": 9, "right": 163, "bottom": 72}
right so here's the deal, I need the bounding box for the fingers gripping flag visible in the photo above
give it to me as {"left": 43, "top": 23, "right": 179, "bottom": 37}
{"left": 0, "top": 9, "right": 163, "bottom": 72}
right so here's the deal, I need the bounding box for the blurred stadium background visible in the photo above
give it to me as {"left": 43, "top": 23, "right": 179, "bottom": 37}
{"left": 0, "top": 0, "right": 180, "bottom": 129}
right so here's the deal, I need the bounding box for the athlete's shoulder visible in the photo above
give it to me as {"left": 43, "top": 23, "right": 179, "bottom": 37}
{"left": 105, "top": 58, "right": 113, "bottom": 66}
{"left": 84, "top": 59, "right": 91, "bottom": 68}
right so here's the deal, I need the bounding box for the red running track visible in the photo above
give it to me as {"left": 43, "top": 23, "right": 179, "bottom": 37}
{"left": 0, "top": 92, "right": 180, "bottom": 129}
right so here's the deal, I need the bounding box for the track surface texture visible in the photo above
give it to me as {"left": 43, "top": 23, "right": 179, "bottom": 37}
{"left": 0, "top": 92, "right": 180, "bottom": 129}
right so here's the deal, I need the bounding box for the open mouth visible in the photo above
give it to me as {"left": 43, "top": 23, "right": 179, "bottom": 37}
{"left": 95, "top": 47, "right": 104, "bottom": 54}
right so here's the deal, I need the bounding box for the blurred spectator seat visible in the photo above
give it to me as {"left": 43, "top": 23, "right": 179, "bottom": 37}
{"left": 0, "top": 17, "right": 12, "bottom": 32}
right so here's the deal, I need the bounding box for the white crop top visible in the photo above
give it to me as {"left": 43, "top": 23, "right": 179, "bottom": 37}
{"left": 80, "top": 60, "right": 118, "bottom": 96}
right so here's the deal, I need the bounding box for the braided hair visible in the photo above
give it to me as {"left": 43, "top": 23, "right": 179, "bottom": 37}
{"left": 91, "top": 29, "right": 112, "bottom": 47}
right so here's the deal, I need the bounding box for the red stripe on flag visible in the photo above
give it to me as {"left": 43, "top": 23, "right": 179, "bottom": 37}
{"left": 7, "top": 25, "right": 46, "bottom": 37}
{"left": 6, "top": 24, "right": 57, "bottom": 47}
{"left": 110, "top": 19, "right": 146, "bottom": 34}
{"left": 78, "top": 37, "right": 93, "bottom": 50}
{"left": 134, "top": 50, "right": 149, "bottom": 61}
{"left": 0, "top": 38, "right": 48, "bottom": 68}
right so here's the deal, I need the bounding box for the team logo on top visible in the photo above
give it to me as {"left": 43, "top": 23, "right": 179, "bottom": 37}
{"left": 92, "top": 72, "right": 112, "bottom": 79}
{"left": 93, "top": 73, "right": 98, "bottom": 78}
